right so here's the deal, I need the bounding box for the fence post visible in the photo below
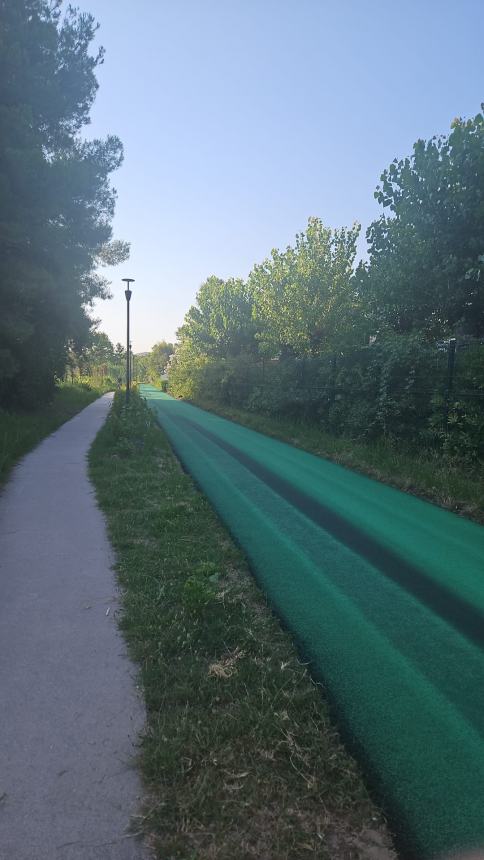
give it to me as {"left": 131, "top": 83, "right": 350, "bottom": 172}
{"left": 330, "top": 353, "right": 337, "bottom": 404}
{"left": 444, "top": 338, "right": 457, "bottom": 429}
{"left": 300, "top": 356, "right": 306, "bottom": 389}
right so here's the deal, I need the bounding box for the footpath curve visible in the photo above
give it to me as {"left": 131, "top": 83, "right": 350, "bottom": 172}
{"left": 141, "top": 385, "right": 484, "bottom": 860}
{"left": 0, "top": 394, "right": 147, "bottom": 860}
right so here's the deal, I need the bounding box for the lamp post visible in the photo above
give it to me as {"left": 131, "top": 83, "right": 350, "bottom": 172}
{"left": 122, "top": 278, "right": 135, "bottom": 402}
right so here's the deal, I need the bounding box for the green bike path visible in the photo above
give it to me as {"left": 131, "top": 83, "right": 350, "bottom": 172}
{"left": 141, "top": 385, "right": 484, "bottom": 860}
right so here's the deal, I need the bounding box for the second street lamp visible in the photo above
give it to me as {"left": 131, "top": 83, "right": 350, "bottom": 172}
{"left": 122, "top": 278, "right": 135, "bottom": 403}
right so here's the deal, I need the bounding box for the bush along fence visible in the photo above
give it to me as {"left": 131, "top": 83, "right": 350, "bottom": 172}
{"left": 169, "top": 335, "right": 484, "bottom": 467}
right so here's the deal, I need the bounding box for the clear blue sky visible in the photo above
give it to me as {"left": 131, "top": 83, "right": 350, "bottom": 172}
{"left": 80, "top": 0, "right": 484, "bottom": 352}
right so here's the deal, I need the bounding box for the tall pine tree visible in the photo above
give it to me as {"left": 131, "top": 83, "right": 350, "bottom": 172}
{"left": 0, "top": 0, "right": 129, "bottom": 406}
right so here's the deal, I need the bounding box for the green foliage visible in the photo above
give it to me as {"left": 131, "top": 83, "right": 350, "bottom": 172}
{"left": 65, "top": 329, "right": 127, "bottom": 386}
{"left": 167, "top": 339, "right": 210, "bottom": 399}
{"left": 429, "top": 400, "right": 484, "bottom": 466}
{"left": 172, "top": 332, "right": 484, "bottom": 465}
{"left": 325, "top": 334, "right": 439, "bottom": 440}
{"left": 169, "top": 217, "right": 365, "bottom": 399}
{"left": 427, "top": 345, "right": 484, "bottom": 465}
{"left": 169, "top": 107, "right": 484, "bottom": 468}
{"left": 251, "top": 217, "right": 364, "bottom": 357}
{"left": 178, "top": 275, "right": 257, "bottom": 359}
{"left": 147, "top": 340, "right": 174, "bottom": 382}
{"left": 181, "top": 562, "right": 219, "bottom": 612}
{"left": 358, "top": 107, "right": 484, "bottom": 337}
{"left": 0, "top": 0, "right": 128, "bottom": 408}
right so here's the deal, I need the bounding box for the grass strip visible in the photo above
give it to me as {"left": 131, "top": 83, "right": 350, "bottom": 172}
{"left": 89, "top": 391, "right": 395, "bottom": 860}
{"left": 0, "top": 382, "right": 106, "bottom": 485}
{"left": 141, "top": 388, "right": 484, "bottom": 860}
{"left": 193, "top": 400, "right": 483, "bottom": 523}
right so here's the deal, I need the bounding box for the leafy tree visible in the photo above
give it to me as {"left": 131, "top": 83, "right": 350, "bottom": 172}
{"left": 167, "top": 339, "right": 210, "bottom": 400}
{"left": 148, "top": 341, "right": 174, "bottom": 382}
{"left": 0, "top": 0, "right": 128, "bottom": 406}
{"left": 250, "top": 218, "right": 363, "bottom": 357}
{"left": 358, "top": 107, "right": 484, "bottom": 337}
{"left": 66, "top": 329, "right": 125, "bottom": 381}
{"left": 178, "top": 276, "right": 257, "bottom": 358}
{"left": 77, "top": 331, "right": 114, "bottom": 376}
{"left": 132, "top": 352, "right": 149, "bottom": 383}
{"left": 166, "top": 108, "right": 484, "bottom": 464}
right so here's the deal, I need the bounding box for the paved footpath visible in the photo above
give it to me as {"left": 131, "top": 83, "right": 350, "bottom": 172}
{"left": 0, "top": 394, "right": 148, "bottom": 860}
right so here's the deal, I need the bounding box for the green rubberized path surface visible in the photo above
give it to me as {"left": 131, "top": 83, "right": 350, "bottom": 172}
{"left": 140, "top": 385, "right": 484, "bottom": 860}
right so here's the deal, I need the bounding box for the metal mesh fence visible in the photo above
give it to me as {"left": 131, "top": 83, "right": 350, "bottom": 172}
{"left": 212, "top": 338, "right": 484, "bottom": 441}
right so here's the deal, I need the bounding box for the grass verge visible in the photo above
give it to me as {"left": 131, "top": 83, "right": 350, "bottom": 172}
{"left": 0, "top": 382, "right": 106, "bottom": 485}
{"left": 194, "top": 400, "right": 483, "bottom": 524}
{"left": 89, "top": 391, "right": 395, "bottom": 860}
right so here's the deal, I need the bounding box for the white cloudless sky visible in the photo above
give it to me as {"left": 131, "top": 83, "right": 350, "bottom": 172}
{"left": 79, "top": 0, "right": 484, "bottom": 352}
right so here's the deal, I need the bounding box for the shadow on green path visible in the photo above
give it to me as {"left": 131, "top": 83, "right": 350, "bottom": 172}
{"left": 140, "top": 385, "right": 484, "bottom": 860}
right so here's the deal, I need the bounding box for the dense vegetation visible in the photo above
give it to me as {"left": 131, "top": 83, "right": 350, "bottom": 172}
{"left": 169, "top": 108, "right": 484, "bottom": 466}
{"left": 133, "top": 340, "right": 174, "bottom": 386}
{"left": 62, "top": 332, "right": 174, "bottom": 391}
{"left": 66, "top": 330, "right": 127, "bottom": 385}
{"left": 0, "top": 0, "right": 127, "bottom": 408}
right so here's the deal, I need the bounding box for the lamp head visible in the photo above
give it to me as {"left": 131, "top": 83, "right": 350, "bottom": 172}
{"left": 122, "top": 277, "right": 134, "bottom": 301}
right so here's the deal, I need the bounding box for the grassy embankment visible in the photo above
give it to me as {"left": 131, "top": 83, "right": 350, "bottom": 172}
{"left": 89, "top": 391, "right": 395, "bottom": 860}
{"left": 194, "top": 399, "right": 484, "bottom": 524}
{"left": 0, "top": 382, "right": 106, "bottom": 485}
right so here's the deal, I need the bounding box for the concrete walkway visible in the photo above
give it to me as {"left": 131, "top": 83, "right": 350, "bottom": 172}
{"left": 0, "top": 394, "right": 148, "bottom": 860}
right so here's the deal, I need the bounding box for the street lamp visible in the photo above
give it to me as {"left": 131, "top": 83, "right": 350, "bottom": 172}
{"left": 122, "top": 278, "right": 135, "bottom": 402}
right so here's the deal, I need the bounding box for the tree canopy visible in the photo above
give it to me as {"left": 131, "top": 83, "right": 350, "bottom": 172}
{"left": 358, "top": 108, "right": 484, "bottom": 337}
{"left": 0, "top": 0, "right": 128, "bottom": 406}
{"left": 168, "top": 107, "right": 484, "bottom": 463}
{"left": 250, "top": 218, "right": 362, "bottom": 357}
{"left": 148, "top": 341, "right": 174, "bottom": 381}
{"left": 177, "top": 276, "right": 257, "bottom": 359}
{"left": 174, "top": 219, "right": 362, "bottom": 370}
